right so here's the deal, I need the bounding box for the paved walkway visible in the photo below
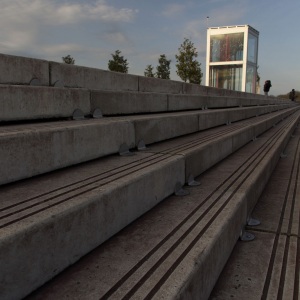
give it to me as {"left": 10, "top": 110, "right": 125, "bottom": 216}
{"left": 210, "top": 125, "right": 300, "bottom": 300}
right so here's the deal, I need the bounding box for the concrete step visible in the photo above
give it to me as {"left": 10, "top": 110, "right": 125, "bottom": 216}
{"left": 209, "top": 124, "right": 300, "bottom": 300}
{"left": 0, "top": 53, "right": 279, "bottom": 101}
{"left": 1, "top": 110, "right": 299, "bottom": 300}
{"left": 90, "top": 90, "right": 288, "bottom": 116}
{"left": 0, "top": 53, "right": 49, "bottom": 86}
{"left": 126, "top": 106, "right": 297, "bottom": 146}
{"left": 0, "top": 118, "right": 135, "bottom": 185}
{"left": 0, "top": 85, "right": 91, "bottom": 122}
{"left": 0, "top": 150, "right": 185, "bottom": 300}
{"left": 21, "top": 109, "right": 300, "bottom": 300}
{"left": 0, "top": 83, "right": 292, "bottom": 122}
{"left": 0, "top": 107, "right": 297, "bottom": 185}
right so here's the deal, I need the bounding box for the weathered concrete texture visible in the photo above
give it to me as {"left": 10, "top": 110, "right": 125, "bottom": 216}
{"left": 199, "top": 109, "right": 229, "bottom": 129}
{"left": 181, "top": 81, "right": 210, "bottom": 94}
{"left": 90, "top": 90, "right": 168, "bottom": 115}
{"left": 0, "top": 152, "right": 185, "bottom": 300}
{"left": 0, "top": 53, "right": 49, "bottom": 86}
{"left": 167, "top": 94, "right": 208, "bottom": 111}
{"left": 23, "top": 111, "right": 299, "bottom": 300}
{"left": 206, "top": 95, "right": 240, "bottom": 108}
{"left": 0, "top": 85, "right": 91, "bottom": 121}
{"left": 138, "top": 76, "right": 183, "bottom": 94}
{"left": 130, "top": 111, "right": 200, "bottom": 145}
{"left": 0, "top": 119, "right": 135, "bottom": 185}
{"left": 0, "top": 53, "right": 293, "bottom": 104}
{"left": 0, "top": 52, "right": 299, "bottom": 300}
{"left": 91, "top": 91, "right": 291, "bottom": 116}
{"left": 209, "top": 125, "right": 300, "bottom": 300}
{"left": 0, "top": 107, "right": 296, "bottom": 185}
{"left": 145, "top": 108, "right": 299, "bottom": 185}
{"left": 50, "top": 62, "right": 139, "bottom": 91}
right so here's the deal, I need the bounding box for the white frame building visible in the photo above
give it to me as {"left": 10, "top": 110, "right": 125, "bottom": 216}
{"left": 206, "top": 25, "right": 259, "bottom": 93}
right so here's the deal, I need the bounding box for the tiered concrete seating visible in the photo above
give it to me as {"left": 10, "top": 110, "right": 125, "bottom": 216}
{"left": 0, "top": 53, "right": 299, "bottom": 300}
{"left": 210, "top": 125, "right": 300, "bottom": 300}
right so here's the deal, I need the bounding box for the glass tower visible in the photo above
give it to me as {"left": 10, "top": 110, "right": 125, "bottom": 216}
{"left": 206, "top": 25, "right": 259, "bottom": 93}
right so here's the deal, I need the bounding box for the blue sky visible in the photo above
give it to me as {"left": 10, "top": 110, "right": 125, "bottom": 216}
{"left": 1, "top": 0, "right": 299, "bottom": 96}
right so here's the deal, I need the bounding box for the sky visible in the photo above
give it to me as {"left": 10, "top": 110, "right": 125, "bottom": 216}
{"left": 0, "top": 0, "right": 299, "bottom": 96}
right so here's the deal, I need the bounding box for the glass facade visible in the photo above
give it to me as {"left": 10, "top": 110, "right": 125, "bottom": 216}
{"left": 210, "top": 33, "right": 244, "bottom": 62}
{"left": 206, "top": 25, "right": 259, "bottom": 93}
{"left": 246, "top": 64, "right": 256, "bottom": 93}
{"left": 209, "top": 65, "right": 243, "bottom": 91}
{"left": 247, "top": 33, "right": 258, "bottom": 63}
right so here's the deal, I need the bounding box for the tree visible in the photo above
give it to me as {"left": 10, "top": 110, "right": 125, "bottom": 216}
{"left": 62, "top": 54, "right": 75, "bottom": 65}
{"left": 156, "top": 54, "right": 171, "bottom": 79}
{"left": 108, "top": 50, "right": 128, "bottom": 73}
{"left": 144, "top": 65, "right": 155, "bottom": 77}
{"left": 175, "top": 38, "right": 202, "bottom": 84}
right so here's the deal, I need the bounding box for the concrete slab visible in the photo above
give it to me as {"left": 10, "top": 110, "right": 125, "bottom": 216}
{"left": 0, "top": 119, "right": 135, "bottom": 185}
{"left": 206, "top": 96, "right": 240, "bottom": 108}
{"left": 90, "top": 91, "right": 291, "bottom": 116}
{"left": 182, "top": 82, "right": 210, "bottom": 95}
{"left": 209, "top": 125, "right": 300, "bottom": 300}
{"left": 135, "top": 108, "right": 299, "bottom": 183}
{"left": 90, "top": 90, "right": 168, "bottom": 115}
{"left": 129, "top": 111, "right": 200, "bottom": 145}
{"left": 210, "top": 231, "right": 275, "bottom": 300}
{"left": 49, "top": 62, "right": 139, "bottom": 91}
{"left": 231, "top": 126, "right": 255, "bottom": 152}
{"left": 0, "top": 53, "right": 49, "bottom": 85}
{"left": 0, "top": 107, "right": 297, "bottom": 186}
{"left": 199, "top": 109, "right": 229, "bottom": 129}
{"left": 22, "top": 111, "right": 299, "bottom": 300}
{"left": 0, "top": 85, "right": 91, "bottom": 121}
{"left": 0, "top": 151, "right": 185, "bottom": 300}
{"left": 138, "top": 76, "right": 183, "bottom": 94}
{"left": 167, "top": 94, "right": 207, "bottom": 111}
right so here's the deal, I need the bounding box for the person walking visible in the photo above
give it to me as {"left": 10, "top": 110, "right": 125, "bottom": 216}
{"left": 263, "top": 80, "right": 272, "bottom": 96}
{"left": 289, "top": 89, "right": 297, "bottom": 101}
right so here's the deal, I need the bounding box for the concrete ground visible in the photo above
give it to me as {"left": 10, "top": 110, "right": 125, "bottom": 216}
{"left": 210, "top": 125, "right": 300, "bottom": 300}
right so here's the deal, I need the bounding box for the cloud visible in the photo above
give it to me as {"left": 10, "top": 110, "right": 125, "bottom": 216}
{"left": 0, "top": 0, "right": 138, "bottom": 56}
{"left": 161, "top": 4, "right": 186, "bottom": 17}
{"left": 207, "top": 1, "right": 249, "bottom": 27}
{"left": 0, "top": 0, "right": 138, "bottom": 25}
{"left": 104, "top": 31, "right": 130, "bottom": 45}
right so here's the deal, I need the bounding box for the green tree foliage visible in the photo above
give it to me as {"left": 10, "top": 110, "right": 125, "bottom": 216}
{"left": 108, "top": 50, "right": 129, "bottom": 73}
{"left": 144, "top": 65, "right": 155, "bottom": 77}
{"left": 62, "top": 54, "right": 75, "bottom": 65}
{"left": 175, "top": 38, "right": 202, "bottom": 84}
{"left": 156, "top": 54, "right": 171, "bottom": 79}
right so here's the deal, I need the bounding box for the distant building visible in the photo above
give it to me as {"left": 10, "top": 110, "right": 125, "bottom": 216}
{"left": 206, "top": 25, "right": 259, "bottom": 93}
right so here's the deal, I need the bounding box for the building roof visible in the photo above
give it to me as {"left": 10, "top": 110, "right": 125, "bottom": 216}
{"left": 208, "top": 25, "right": 259, "bottom": 35}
